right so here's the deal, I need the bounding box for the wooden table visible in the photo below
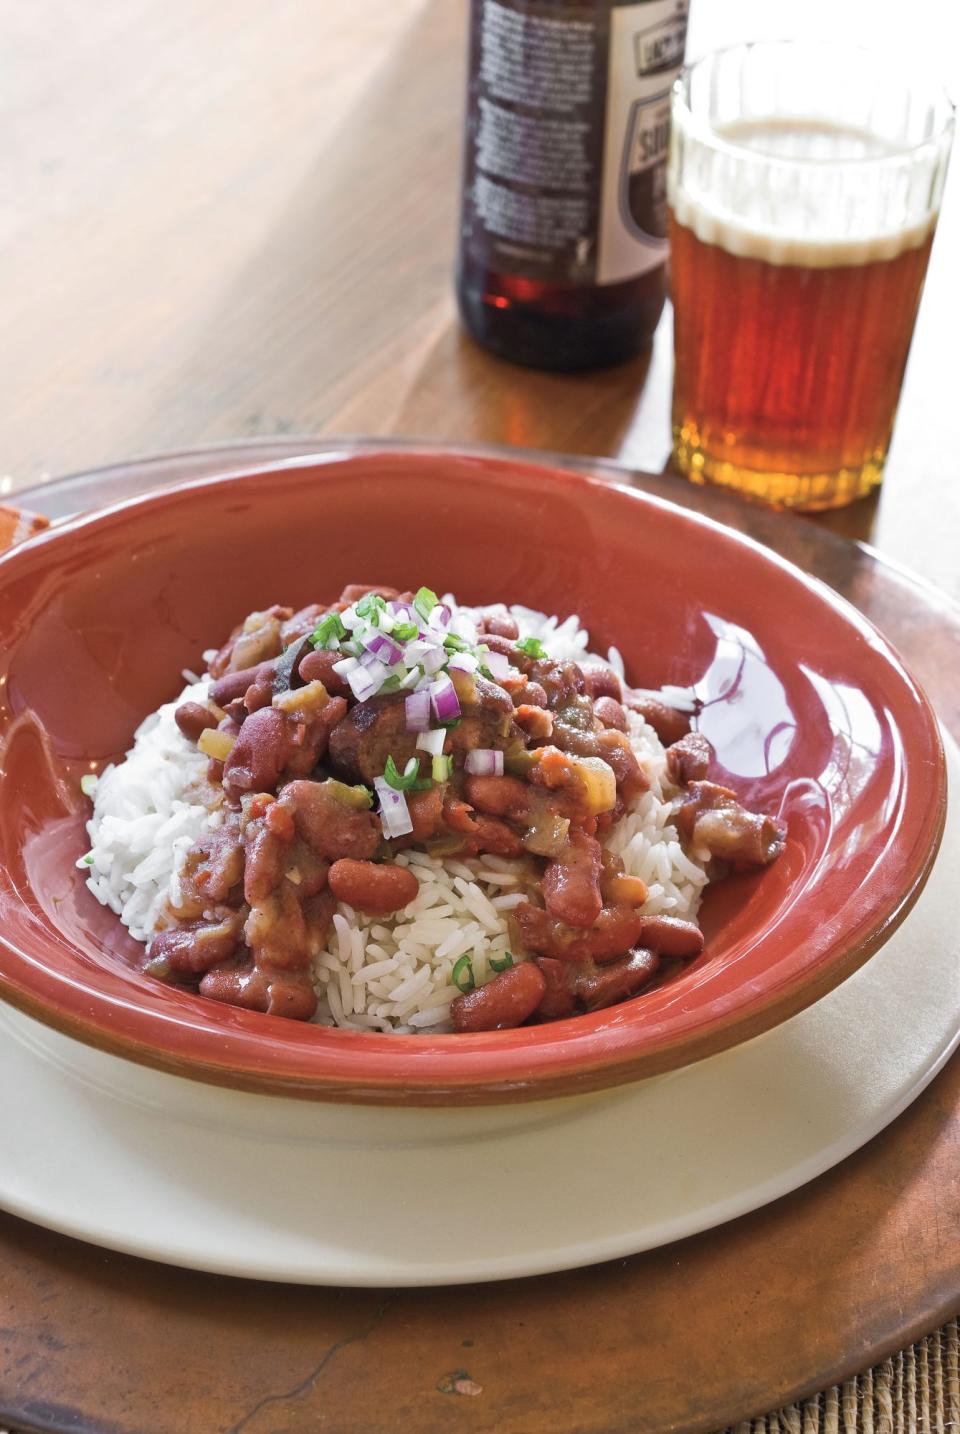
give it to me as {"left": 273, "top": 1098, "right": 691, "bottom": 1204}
{"left": 2, "top": 3, "right": 959, "bottom": 1432}
{"left": 2, "top": 0, "right": 958, "bottom": 597}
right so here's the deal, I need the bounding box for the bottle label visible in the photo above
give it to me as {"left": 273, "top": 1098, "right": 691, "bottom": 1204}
{"left": 461, "top": 0, "right": 689, "bottom": 287}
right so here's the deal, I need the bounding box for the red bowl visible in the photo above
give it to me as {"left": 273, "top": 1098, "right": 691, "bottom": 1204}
{"left": 0, "top": 449, "right": 946, "bottom": 1104}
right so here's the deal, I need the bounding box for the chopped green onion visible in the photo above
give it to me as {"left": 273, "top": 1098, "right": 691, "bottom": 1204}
{"left": 393, "top": 621, "right": 419, "bottom": 642}
{"left": 413, "top": 585, "right": 439, "bottom": 621}
{"left": 516, "top": 636, "right": 546, "bottom": 659}
{"left": 478, "top": 664, "right": 493, "bottom": 680}
{"left": 310, "top": 612, "right": 347, "bottom": 648}
{"left": 80, "top": 773, "right": 98, "bottom": 797}
{"left": 410, "top": 777, "right": 433, "bottom": 792}
{"left": 355, "top": 593, "right": 387, "bottom": 620}
{"left": 344, "top": 638, "right": 364, "bottom": 658}
{"left": 432, "top": 754, "right": 453, "bottom": 782}
{"left": 442, "top": 633, "right": 467, "bottom": 652}
{"left": 436, "top": 716, "right": 462, "bottom": 730}
{"left": 383, "top": 754, "right": 422, "bottom": 792}
{"left": 81, "top": 854, "right": 94, "bottom": 866}
{"left": 489, "top": 952, "right": 514, "bottom": 972}
{"left": 380, "top": 674, "right": 403, "bottom": 693}
{"left": 452, "top": 954, "right": 475, "bottom": 993}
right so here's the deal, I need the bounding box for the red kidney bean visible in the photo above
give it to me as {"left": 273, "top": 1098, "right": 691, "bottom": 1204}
{"left": 451, "top": 961, "right": 548, "bottom": 1032}
{"left": 463, "top": 774, "right": 530, "bottom": 821}
{"left": 666, "top": 731, "right": 712, "bottom": 785}
{"left": 179, "top": 826, "right": 244, "bottom": 905}
{"left": 676, "top": 780, "right": 786, "bottom": 869}
{"left": 407, "top": 786, "right": 444, "bottom": 842}
{"left": 482, "top": 613, "right": 519, "bottom": 640}
{"left": 265, "top": 802, "right": 296, "bottom": 842}
{"left": 543, "top": 828, "right": 602, "bottom": 928}
{"left": 280, "top": 780, "right": 381, "bottom": 861}
{"left": 245, "top": 883, "right": 311, "bottom": 971}
{"left": 174, "top": 701, "right": 218, "bottom": 742}
{"left": 222, "top": 706, "right": 289, "bottom": 798}
{"left": 534, "top": 957, "right": 578, "bottom": 1019}
{"left": 581, "top": 664, "right": 623, "bottom": 702}
{"left": 635, "top": 915, "right": 704, "bottom": 960}
{"left": 338, "top": 583, "right": 400, "bottom": 603}
{"left": 199, "top": 963, "right": 318, "bottom": 1021}
{"left": 593, "top": 696, "right": 628, "bottom": 732}
{"left": 523, "top": 681, "right": 549, "bottom": 708}
{"left": 577, "top": 949, "right": 660, "bottom": 1011}
{"left": 515, "top": 704, "right": 553, "bottom": 741}
{"left": 210, "top": 661, "right": 275, "bottom": 708}
{"left": 145, "top": 908, "right": 244, "bottom": 978}
{"left": 243, "top": 821, "right": 288, "bottom": 904}
{"left": 328, "top": 859, "right": 419, "bottom": 914}
{"left": 242, "top": 678, "right": 274, "bottom": 714}
{"left": 512, "top": 901, "right": 644, "bottom": 964}
{"left": 298, "top": 648, "right": 352, "bottom": 697}
{"left": 627, "top": 696, "right": 691, "bottom": 746}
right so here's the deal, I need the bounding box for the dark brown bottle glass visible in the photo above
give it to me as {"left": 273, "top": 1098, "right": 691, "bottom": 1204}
{"left": 456, "top": 0, "right": 690, "bottom": 372}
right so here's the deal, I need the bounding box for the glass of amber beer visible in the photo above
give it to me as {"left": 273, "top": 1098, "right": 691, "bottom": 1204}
{"left": 667, "top": 43, "right": 954, "bottom": 509}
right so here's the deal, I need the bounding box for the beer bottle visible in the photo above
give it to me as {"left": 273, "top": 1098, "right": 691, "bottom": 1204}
{"left": 456, "top": 0, "right": 690, "bottom": 371}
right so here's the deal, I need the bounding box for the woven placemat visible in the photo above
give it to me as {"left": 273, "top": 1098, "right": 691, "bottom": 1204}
{"left": 720, "top": 1320, "right": 959, "bottom": 1434}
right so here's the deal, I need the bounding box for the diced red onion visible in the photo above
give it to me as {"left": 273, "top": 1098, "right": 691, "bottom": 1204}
{"left": 429, "top": 674, "right": 461, "bottom": 723}
{"left": 405, "top": 691, "right": 431, "bottom": 733}
{"left": 347, "top": 666, "right": 380, "bottom": 702}
{"left": 484, "top": 650, "right": 512, "bottom": 681}
{"left": 428, "top": 603, "right": 451, "bottom": 629}
{"left": 347, "top": 664, "right": 382, "bottom": 702}
{"left": 399, "top": 666, "right": 422, "bottom": 691}
{"left": 365, "top": 631, "right": 402, "bottom": 665}
{"left": 403, "top": 639, "right": 434, "bottom": 666}
{"left": 374, "top": 778, "right": 413, "bottom": 839}
{"left": 447, "top": 651, "right": 478, "bottom": 674}
{"left": 333, "top": 656, "right": 359, "bottom": 678}
{"left": 416, "top": 728, "right": 446, "bottom": 757}
{"left": 464, "top": 748, "right": 504, "bottom": 776}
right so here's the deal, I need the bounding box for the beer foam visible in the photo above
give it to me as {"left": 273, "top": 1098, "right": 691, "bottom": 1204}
{"left": 669, "top": 119, "right": 939, "bottom": 267}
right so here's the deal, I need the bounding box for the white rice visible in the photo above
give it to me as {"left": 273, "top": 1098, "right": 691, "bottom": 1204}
{"left": 82, "top": 603, "right": 708, "bottom": 1033}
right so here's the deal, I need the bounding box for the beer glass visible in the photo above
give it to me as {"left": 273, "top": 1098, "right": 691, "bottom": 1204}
{"left": 667, "top": 43, "right": 954, "bottom": 510}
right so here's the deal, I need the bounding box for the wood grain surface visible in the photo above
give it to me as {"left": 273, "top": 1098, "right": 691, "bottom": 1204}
{"left": 1, "top": 0, "right": 958, "bottom": 594}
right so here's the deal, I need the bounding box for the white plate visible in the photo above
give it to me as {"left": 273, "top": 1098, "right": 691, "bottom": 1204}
{"left": 1, "top": 739, "right": 957, "bottom": 1288}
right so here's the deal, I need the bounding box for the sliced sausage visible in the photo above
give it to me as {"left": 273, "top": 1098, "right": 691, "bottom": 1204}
{"left": 327, "top": 693, "right": 419, "bottom": 786}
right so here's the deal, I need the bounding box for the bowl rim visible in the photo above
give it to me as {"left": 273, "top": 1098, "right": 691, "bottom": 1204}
{"left": 0, "top": 446, "right": 947, "bottom": 1104}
